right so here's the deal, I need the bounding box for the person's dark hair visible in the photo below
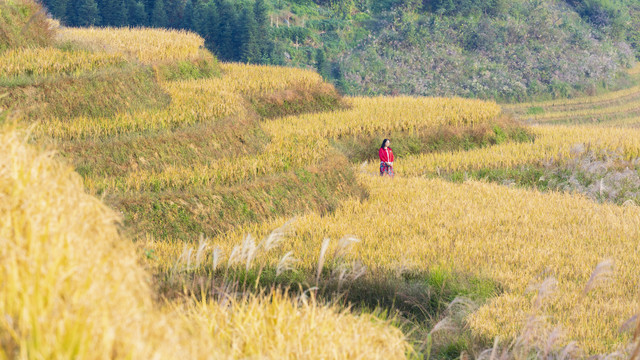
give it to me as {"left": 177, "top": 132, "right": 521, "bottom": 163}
{"left": 380, "top": 139, "right": 390, "bottom": 149}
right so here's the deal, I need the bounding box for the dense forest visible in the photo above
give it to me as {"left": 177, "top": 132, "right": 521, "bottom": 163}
{"left": 42, "top": 0, "right": 640, "bottom": 101}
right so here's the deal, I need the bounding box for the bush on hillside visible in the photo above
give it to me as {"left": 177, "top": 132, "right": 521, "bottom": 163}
{"left": 0, "top": 0, "right": 54, "bottom": 51}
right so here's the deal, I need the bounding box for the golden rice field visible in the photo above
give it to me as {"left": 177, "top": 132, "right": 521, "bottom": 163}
{"left": 151, "top": 173, "right": 640, "bottom": 354}
{"left": 523, "top": 98, "right": 640, "bottom": 123}
{"left": 219, "top": 62, "right": 329, "bottom": 96}
{"left": 265, "top": 96, "right": 502, "bottom": 138}
{"left": 127, "top": 64, "right": 640, "bottom": 353}
{"left": 504, "top": 84, "right": 640, "bottom": 112}
{"left": 82, "top": 95, "right": 501, "bottom": 193}
{"left": 37, "top": 76, "right": 247, "bottom": 140}
{"left": 505, "top": 63, "right": 640, "bottom": 126}
{"left": 0, "top": 47, "right": 126, "bottom": 79}
{"left": 393, "top": 125, "right": 640, "bottom": 176}
{"left": 130, "top": 87, "right": 640, "bottom": 353}
{"left": 5, "top": 25, "right": 640, "bottom": 358}
{"left": 31, "top": 63, "right": 329, "bottom": 140}
{"left": 0, "top": 127, "right": 410, "bottom": 359}
{"left": 56, "top": 27, "right": 205, "bottom": 64}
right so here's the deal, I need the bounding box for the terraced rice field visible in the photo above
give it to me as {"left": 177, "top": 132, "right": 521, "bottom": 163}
{"left": 505, "top": 63, "right": 640, "bottom": 126}
{"left": 3, "top": 23, "right": 640, "bottom": 359}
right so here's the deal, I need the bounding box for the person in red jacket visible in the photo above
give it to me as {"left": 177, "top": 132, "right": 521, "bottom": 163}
{"left": 379, "top": 138, "right": 394, "bottom": 177}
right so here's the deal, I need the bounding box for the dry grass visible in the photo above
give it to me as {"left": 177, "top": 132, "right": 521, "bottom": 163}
{"left": 629, "top": 63, "right": 640, "bottom": 76}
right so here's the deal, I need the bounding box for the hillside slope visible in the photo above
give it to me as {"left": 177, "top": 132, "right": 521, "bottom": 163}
{"left": 269, "top": 0, "right": 639, "bottom": 101}
{"left": 36, "top": 0, "right": 640, "bottom": 101}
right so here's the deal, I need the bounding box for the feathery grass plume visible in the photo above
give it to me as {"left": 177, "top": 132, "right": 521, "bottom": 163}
{"left": 170, "top": 244, "right": 190, "bottom": 278}
{"left": 511, "top": 315, "right": 549, "bottom": 355}
{"left": 333, "top": 235, "right": 360, "bottom": 262}
{"left": 195, "top": 234, "right": 208, "bottom": 269}
{"left": 558, "top": 341, "right": 580, "bottom": 360}
{"left": 543, "top": 327, "right": 565, "bottom": 358}
{"left": 582, "top": 259, "right": 614, "bottom": 296}
{"left": 427, "top": 297, "right": 478, "bottom": 341}
{"left": 429, "top": 317, "right": 456, "bottom": 335}
{"left": 532, "top": 277, "right": 558, "bottom": 310}
{"left": 276, "top": 251, "right": 298, "bottom": 276}
{"left": 447, "top": 296, "right": 478, "bottom": 314}
{"left": 227, "top": 244, "right": 242, "bottom": 269}
{"left": 260, "top": 218, "right": 295, "bottom": 253}
{"left": 316, "top": 238, "right": 331, "bottom": 285}
{"left": 211, "top": 245, "right": 222, "bottom": 272}
{"left": 241, "top": 233, "right": 257, "bottom": 271}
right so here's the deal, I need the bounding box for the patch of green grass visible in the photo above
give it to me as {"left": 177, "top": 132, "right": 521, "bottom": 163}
{"left": 526, "top": 106, "right": 545, "bottom": 115}
{"left": 153, "top": 54, "right": 221, "bottom": 81}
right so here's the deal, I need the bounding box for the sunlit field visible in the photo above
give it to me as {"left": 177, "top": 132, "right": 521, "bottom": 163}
{"left": 2, "top": 15, "right": 640, "bottom": 359}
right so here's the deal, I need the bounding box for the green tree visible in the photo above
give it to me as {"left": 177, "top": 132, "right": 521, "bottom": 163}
{"left": 126, "top": 0, "right": 147, "bottom": 26}
{"left": 151, "top": 0, "right": 168, "bottom": 27}
{"left": 164, "top": 0, "right": 184, "bottom": 29}
{"left": 253, "top": 0, "right": 269, "bottom": 61}
{"left": 67, "top": 0, "right": 100, "bottom": 25}
{"left": 182, "top": 0, "right": 193, "bottom": 29}
{"left": 100, "top": 0, "right": 127, "bottom": 26}
{"left": 44, "top": 0, "right": 71, "bottom": 23}
{"left": 316, "top": 48, "right": 331, "bottom": 78}
{"left": 214, "top": 0, "right": 236, "bottom": 60}
{"left": 239, "top": 6, "right": 259, "bottom": 62}
{"left": 191, "top": 0, "right": 208, "bottom": 34}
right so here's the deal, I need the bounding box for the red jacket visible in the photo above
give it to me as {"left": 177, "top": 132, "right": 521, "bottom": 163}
{"left": 379, "top": 147, "right": 394, "bottom": 163}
